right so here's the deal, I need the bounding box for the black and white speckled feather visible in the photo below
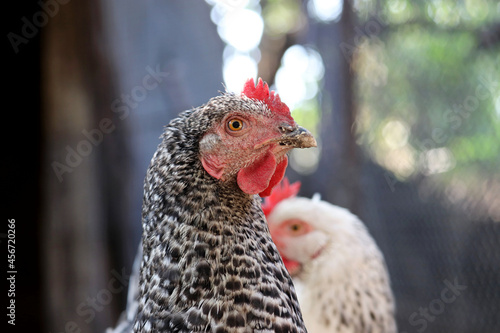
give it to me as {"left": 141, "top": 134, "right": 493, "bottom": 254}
{"left": 113, "top": 90, "right": 311, "bottom": 333}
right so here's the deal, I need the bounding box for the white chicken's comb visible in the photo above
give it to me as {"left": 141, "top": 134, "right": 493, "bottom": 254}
{"left": 311, "top": 193, "right": 322, "bottom": 202}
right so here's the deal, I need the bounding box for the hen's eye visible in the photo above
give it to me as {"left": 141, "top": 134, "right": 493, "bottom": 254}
{"left": 290, "top": 224, "right": 301, "bottom": 232}
{"left": 228, "top": 119, "right": 244, "bottom": 131}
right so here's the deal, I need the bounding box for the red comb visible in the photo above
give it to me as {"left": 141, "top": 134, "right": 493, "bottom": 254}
{"left": 241, "top": 78, "right": 292, "bottom": 120}
{"left": 262, "top": 177, "right": 301, "bottom": 217}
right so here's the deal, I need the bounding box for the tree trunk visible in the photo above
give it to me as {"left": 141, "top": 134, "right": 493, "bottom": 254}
{"left": 303, "top": 0, "right": 361, "bottom": 214}
{"left": 41, "top": 0, "right": 117, "bottom": 331}
{"left": 41, "top": 1, "right": 224, "bottom": 332}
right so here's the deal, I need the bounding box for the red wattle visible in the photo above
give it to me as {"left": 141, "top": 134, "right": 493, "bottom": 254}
{"left": 237, "top": 151, "right": 277, "bottom": 195}
{"left": 258, "top": 157, "right": 288, "bottom": 197}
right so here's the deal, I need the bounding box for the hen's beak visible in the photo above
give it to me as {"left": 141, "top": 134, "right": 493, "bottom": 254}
{"left": 286, "top": 126, "right": 317, "bottom": 148}
{"left": 254, "top": 125, "right": 317, "bottom": 150}
{"left": 279, "top": 125, "right": 317, "bottom": 149}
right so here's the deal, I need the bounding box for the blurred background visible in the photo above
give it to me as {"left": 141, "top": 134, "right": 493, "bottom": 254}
{"left": 5, "top": 0, "right": 500, "bottom": 332}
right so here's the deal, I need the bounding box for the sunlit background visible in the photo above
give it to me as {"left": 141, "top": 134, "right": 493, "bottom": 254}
{"left": 7, "top": 0, "right": 500, "bottom": 332}
{"left": 208, "top": 0, "right": 500, "bottom": 222}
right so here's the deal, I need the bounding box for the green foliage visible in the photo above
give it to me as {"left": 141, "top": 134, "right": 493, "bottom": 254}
{"left": 354, "top": 0, "right": 500, "bottom": 185}
{"left": 290, "top": 99, "right": 321, "bottom": 137}
{"left": 262, "top": 0, "right": 303, "bottom": 36}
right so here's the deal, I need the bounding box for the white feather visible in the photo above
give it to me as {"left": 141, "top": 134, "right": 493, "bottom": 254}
{"left": 267, "top": 196, "right": 397, "bottom": 333}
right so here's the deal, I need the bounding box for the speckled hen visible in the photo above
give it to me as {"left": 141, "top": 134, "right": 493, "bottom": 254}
{"left": 108, "top": 78, "right": 316, "bottom": 333}
{"left": 264, "top": 179, "right": 397, "bottom": 333}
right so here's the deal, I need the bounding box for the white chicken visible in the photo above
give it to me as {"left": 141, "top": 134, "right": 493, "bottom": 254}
{"left": 264, "top": 179, "right": 397, "bottom": 333}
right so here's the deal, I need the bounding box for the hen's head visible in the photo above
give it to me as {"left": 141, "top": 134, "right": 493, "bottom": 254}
{"left": 264, "top": 179, "right": 363, "bottom": 277}
{"left": 198, "top": 78, "right": 316, "bottom": 197}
